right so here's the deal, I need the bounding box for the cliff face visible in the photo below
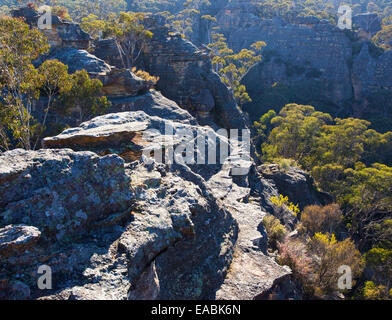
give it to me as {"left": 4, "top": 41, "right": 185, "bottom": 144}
{"left": 199, "top": 1, "right": 392, "bottom": 128}
{"left": 240, "top": 16, "right": 353, "bottom": 112}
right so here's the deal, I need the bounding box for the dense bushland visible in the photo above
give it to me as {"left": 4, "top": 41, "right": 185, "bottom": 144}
{"left": 255, "top": 103, "right": 392, "bottom": 299}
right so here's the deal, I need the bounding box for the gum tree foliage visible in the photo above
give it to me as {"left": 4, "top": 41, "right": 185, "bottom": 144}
{"left": 257, "top": 103, "right": 392, "bottom": 298}
{"left": 47, "top": 0, "right": 127, "bottom": 21}
{"left": 0, "top": 16, "right": 48, "bottom": 150}
{"left": 57, "top": 69, "right": 111, "bottom": 123}
{"left": 207, "top": 32, "right": 266, "bottom": 106}
{"left": 0, "top": 17, "right": 110, "bottom": 151}
{"left": 80, "top": 14, "right": 106, "bottom": 39}
{"left": 166, "top": 0, "right": 211, "bottom": 39}
{"left": 35, "top": 59, "right": 72, "bottom": 149}
{"left": 103, "top": 11, "right": 153, "bottom": 69}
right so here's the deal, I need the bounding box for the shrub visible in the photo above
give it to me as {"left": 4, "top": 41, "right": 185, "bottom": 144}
{"left": 362, "top": 281, "right": 391, "bottom": 300}
{"left": 277, "top": 158, "right": 298, "bottom": 172}
{"left": 301, "top": 204, "right": 343, "bottom": 236}
{"left": 277, "top": 238, "right": 313, "bottom": 290}
{"left": 277, "top": 233, "right": 363, "bottom": 298}
{"left": 270, "top": 194, "right": 300, "bottom": 217}
{"left": 262, "top": 214, "right": 287, "bottom": 249}
{"left": 131, "top": 67, "right": 159, "bottom": 84}
{"left": 307, "top": 233, "right": 363, "bottom": 297}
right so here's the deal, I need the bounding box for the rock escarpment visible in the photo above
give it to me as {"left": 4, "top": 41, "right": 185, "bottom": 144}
{"left": 15, "top": 6, "right": 246, "bottom": 131}
{"left": 0, "top": 97, "right": 298, "bottom": 300}
{"left": 201, "top": 1, "right": 391, "bottom": 126}
{"left": 13, "top": 7, "right": 153, "bottom": 101}
{"left": 1, "top": 5, "right": 332, "bottom": 301}
{"left": 94, "top": 15, "right": 247, "bottom": 129}
{"left": 238, "top": 16, "right": 353, "bottom": 111}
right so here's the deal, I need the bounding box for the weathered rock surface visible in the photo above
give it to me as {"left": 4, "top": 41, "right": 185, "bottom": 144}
{"left": 1, "top": 5, "right": 335, "bottom": 301}
{"left": 258, "top": 164, "right": 330, "bottom": 210}
{"left": 239, "top": 16, "right": 353, "bottom": 111}
{"left": 252, "top": 164, "right": 330, "bottom": 230}
{"left": 12, "top": 7, "right": 91, "bottom": 50}
{"left": 43, "top": 47, "right": 112, "bottom": 75}
{"left": 1, "top": 98, "right": 296, "bottom": 300}
{"left": 200, "top": 1, "right": 391, "bottom": 125}
{"left": 0, "top": 149, "right": 133, "bottom": 240}
{"left": 0, "top": 225, "right": 41, "bottom": 259}
{"left": 352, "top": 44, "right": 392, "bottom": 113}
{"left": 353, "top": 13, "right": 382, "bottom": 39}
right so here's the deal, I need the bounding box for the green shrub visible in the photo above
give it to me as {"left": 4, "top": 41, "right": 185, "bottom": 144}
{"left": 262, "top": 214, "right": 287, "bottom": 249}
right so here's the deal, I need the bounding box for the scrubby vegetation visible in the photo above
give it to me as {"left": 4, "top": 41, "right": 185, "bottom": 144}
{"left": 0, "top": 17, "right": 110, "bottom": 151}
{"left": 257, "top": 103, "right": 392, "bottom": 299}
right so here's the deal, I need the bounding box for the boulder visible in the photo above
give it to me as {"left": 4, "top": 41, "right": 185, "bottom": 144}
{"left": 0, "top": 149, "right": 133, "bottom": 240}
{"left": 43, "top": 47, "right": 111, "bottom": 75}
{"left": 258, "top": 164, "right": 329, "bottom": 210}
{"left": 41, "top": 48, "right": 154, "bottom": 97}
{"left": 12, "top": 6, "right": 91, "bottom": 50}
{"left": 100, "top": 68, "right": 154, "bottom": 97}
{"left": 0, "top": 225, "right": 41, "bottom": 259}
{"left": 353, "top": 13, "right": 382, "bottom": 38}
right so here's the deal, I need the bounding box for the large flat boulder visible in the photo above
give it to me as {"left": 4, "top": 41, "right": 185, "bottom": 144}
{"left": 0, "top": 225, "right": 41, "bottom": 259}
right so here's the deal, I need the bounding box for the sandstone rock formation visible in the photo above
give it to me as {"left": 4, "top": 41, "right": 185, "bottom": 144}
{"left": 39, "top": 47, "right": 154, "bottom": 99}
{"left": 0, "top": 149, "right": 134, "bottom": 240}
{"left": 353, "top": 13, "right": 382, "bottom": 40}
{"left": 12, "top": 6, "right": 91, "bottom": 50}
{"left": 0, "top": 94, "right": 303, "bottom": 300}
{"left": 94, "top": 16, "right": 247, "bottom": 129}
{"left": 239, "top": 16, "right": 353, "bottom": 111}
{"left": 199, "top": 1, "right": 391, "bottom": 126}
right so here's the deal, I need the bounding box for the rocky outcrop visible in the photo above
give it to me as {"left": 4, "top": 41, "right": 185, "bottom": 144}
{"left": 43, "top": 47, "right": 111, "bottom": 75}
{"left": 203, "top": 1, "right": 390, "bottom": 126}
{"left": 0, "top": 149, "right": 134, "bottom": 240}
{"left": 2, "top": 5, "right": 335, "bottom": 301}
{"left": 239, "top": 16, "right": 353, "bottom": 113}
{"left": 258, "top": 164, "right": 330, "bottom": 211}
{"left": 94, "top": 16, "right": 247, "bottom": 129}
{"left": 0, "top": 94, "right": 295, "bottom": 300}
{"left": 13, "top": 7, "right": 153, "bottom": 99}
{"left": 353, "top": 13, "right": 382, "bottom": 40}
{"left": 40, "top": 47, "right": 154, "bottom": 97}
{"left": 12, "top": 6, "right": 91, "bottom": 50}
{"left": 100, "top": 68, "right": 154, "bottom": 97}
{"left": 0, "top": 225, "right": 41, "bottom": 258}
{"left": 352, "top": 44, "right": 392, "bottom": 99}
